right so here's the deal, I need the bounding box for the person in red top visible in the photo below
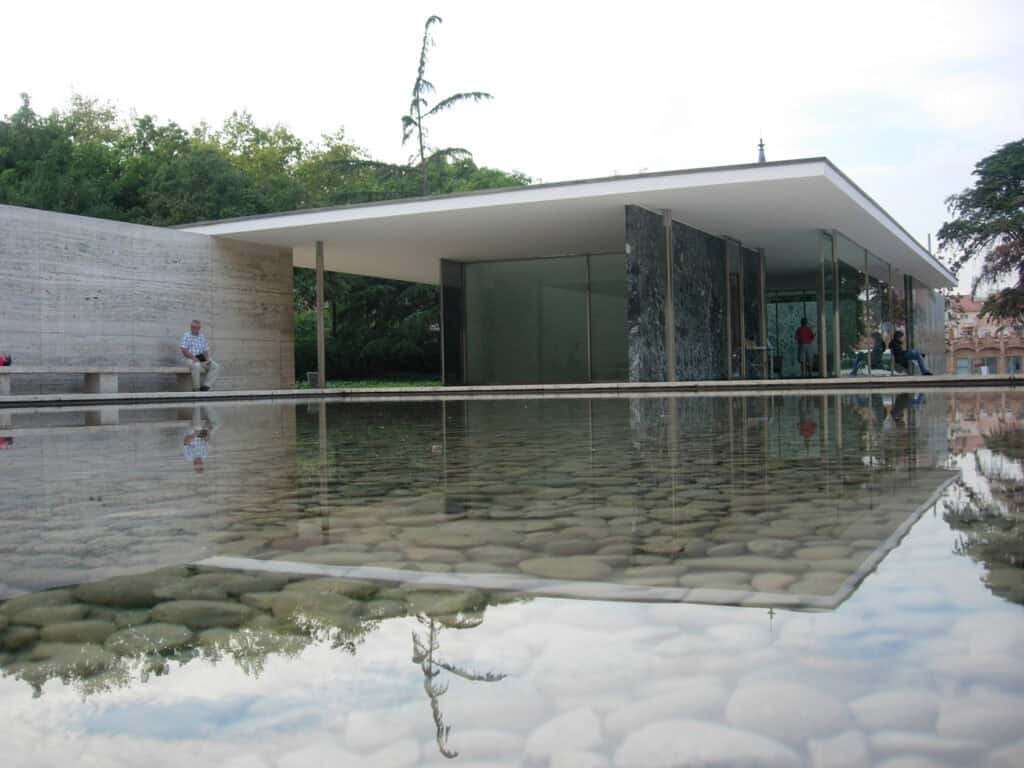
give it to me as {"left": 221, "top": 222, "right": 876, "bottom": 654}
{"left": 795, "top": 318, "right": 815, "bottom": 376}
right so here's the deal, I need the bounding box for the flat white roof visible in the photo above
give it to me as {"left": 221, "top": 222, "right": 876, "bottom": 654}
{"left": 181, "top": 158, "right": 955, "bottom": 289}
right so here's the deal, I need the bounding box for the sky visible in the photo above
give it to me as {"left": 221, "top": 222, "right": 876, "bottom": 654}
{"left": 3, "top": 0, "right": 1022, "bottom": 292}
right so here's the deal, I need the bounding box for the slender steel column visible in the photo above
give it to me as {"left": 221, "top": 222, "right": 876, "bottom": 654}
{"left": 439, "top": 260, "right": 447, "bottom": 386}
{"left": 887, "top": 261, "right": 894, "bottom": 335}
{"left": 831, "top": 230, "right": 840, "bottom": 377}
{"left": 315, "top": 240, "right": 326, "bottom": 388}
{"left": 585, "top": 254, "right": 593, "bottom": 381}
{"left": 759, "top": 247, "right": 768, "bottom": 378}
{"left": 864, "top": 247, "right": 870, "bottom": 332}
{"left": 817, "top": 234, "right": 828, "bottom": 379}
{"left": 738, "top": 244, "right": 747, "bottom": 379}
{"left": 724, "top": 245, "right": 733, "bottom": 379}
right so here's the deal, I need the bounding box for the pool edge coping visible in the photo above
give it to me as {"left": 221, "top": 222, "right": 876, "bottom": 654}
{"left": 0, "top": 375, "right": 1019, "bottom": 409}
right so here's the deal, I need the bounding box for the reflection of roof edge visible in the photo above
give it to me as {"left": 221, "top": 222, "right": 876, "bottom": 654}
{"left": 198, "top": 473, "right": 959, "bottom": 611}
{"left": 826, "top": 473, "right": 959, "bottom": 611}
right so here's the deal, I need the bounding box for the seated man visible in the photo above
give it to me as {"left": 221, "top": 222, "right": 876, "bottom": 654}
{"left": 849, "top": 331, "right": 886, "bottom": 375}
{"left": 180, "top": 319, "right": 221, "bottom": 391}
{"left": 889, "top": 330, "right": 933, "bottom": 375}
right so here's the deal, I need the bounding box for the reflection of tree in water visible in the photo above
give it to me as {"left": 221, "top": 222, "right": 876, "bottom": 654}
{"left": 946, "top": 427, "right": 1024, "bottom": 604}
{"left": 0, "top": 567, "right": 518, "bottom": 707}
{"left": 412, "top": 614, "right": 506, "bottom": 759}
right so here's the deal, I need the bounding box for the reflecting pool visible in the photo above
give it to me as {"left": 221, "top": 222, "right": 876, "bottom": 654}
{"left": 2, "top": 391, "right": 1024, "bottom": 767}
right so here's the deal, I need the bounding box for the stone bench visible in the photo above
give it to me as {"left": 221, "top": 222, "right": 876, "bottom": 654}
{"left": 0, "top": 367, "right": 193, "bottom": 395}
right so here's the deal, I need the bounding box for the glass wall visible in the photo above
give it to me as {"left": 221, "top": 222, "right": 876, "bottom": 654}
{"left": 462, "top": 254, "right": 627, "bottom": 385}
{"left": 440, "top": 260, "right": 465, "bottom": 385}
{"left": 891, "top": 269, "right": 908, "bottom": 341}
{"left": 911, "top": 277, "right": 946, "bottom": 365}
{"left": 767, "top": 291, "right": 818, "bottom": 378}
{"left": 465, "top": 257, "right": 589, "bottom": 384}
{"left": 866, "top": 252, "right": 891, "bottom": 335}
{"left": 821, "top": 233, "right": 835, "bottom": 376}
{"left": 589, "top": 253, "right": 629, "bottom": 381}
{"left": 833, "top": 233, "right": 866, "bottom": 376}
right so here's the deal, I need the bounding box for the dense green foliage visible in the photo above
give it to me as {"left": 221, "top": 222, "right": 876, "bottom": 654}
{"left": 0, "top": 93, "right": 529, "bottom": 380}
{"left": 939, "top": 138, "right": 1024, "bottom": 320}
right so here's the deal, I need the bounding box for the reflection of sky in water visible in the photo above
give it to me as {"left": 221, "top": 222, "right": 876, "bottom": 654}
{"left": 2, "top": 392, "right": 1024, "bottom": 766}
{"left": 5, "top": 512, "right": 1020, "bottom": 767}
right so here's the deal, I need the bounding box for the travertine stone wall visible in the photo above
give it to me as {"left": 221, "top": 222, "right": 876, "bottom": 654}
{"left": 0, "top": 205, "right": 294, "bottom": 392}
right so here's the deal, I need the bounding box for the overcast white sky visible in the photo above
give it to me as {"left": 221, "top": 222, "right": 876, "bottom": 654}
{"left": 3, "top": 0, "right": 1022, "bottom": 291}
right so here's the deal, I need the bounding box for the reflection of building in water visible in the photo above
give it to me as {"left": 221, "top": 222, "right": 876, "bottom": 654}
{"left": 948, "top": 391, "right": 1024, "bottom": 453}
{"left": 1, "top": 394, "right": 958, "bottom": 611}
{"left": 943, "top": 391, "right": 1024, "bottom": 605}
{"left": 264, "top": 394, "right": 957, "bottom": 610}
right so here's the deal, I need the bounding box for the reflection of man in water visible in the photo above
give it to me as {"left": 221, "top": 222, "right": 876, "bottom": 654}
{"left": 183, "top": 407, "right": 214, "bottom": 473}
{"left": 797, "top": 397, "right": 817, "bottom": 445}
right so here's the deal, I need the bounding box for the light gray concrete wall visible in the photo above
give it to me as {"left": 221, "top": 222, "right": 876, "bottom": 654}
{"left": 0, "top": 205, "right": 294, "bottom": 392}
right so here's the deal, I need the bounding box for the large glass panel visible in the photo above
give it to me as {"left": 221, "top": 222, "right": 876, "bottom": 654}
{"left": 834, "top": 233, "right": 868, "bottom": 376}
{"left": 440, "top": 260, "right": 465, "bottom": 385}
{"left": 465, "top": 256, "right": 589, "bottom": 385}
{"left": 866, "top": 253, "right": 890, "bottom": 335}
{"left": 911, "top": 277, "right": 946, "bottom": 367}
{"left": 861, "top": 252, "right": 891, "bottom": 374}
{"left": 891, "top": 268, "right": 909, "bottom": 340}
{"left": 822, "top": 234, "right": 836, "bottom": 375}
{"left": 767, "top": 290, "right": 818, "bottom": 378}
{"left": 589, "top": 253, "right": 629, "bottom": 381}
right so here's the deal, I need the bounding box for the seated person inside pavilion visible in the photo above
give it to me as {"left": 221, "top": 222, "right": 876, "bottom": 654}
{"left": 849, "top": 331, "right": 886, "bottom": 375}
{"left": 889, "top": 330, "right": 933, "bottom": 375}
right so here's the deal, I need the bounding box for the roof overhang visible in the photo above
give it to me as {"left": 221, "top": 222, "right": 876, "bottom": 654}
{"left": 181, "top": 158, "right": 955, "bottom": 289}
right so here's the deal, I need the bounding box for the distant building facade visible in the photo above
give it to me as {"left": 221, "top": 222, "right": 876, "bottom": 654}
{"left": 947, "top": 295, "right": 1024, "bottom": 375}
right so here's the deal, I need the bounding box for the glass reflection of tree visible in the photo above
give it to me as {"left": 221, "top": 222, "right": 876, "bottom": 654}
{"left": 412, "top": 613, "right": 506, "bottom": 759}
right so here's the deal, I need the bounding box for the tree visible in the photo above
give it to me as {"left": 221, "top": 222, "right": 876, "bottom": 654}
{"left": 1, "top": 92, "right": 529, "bottom": 381}
{"left": 401, "top": 15, "right": 492, "bottom": 195}
{"left": 938, "top": 139, "right": 1024, "bottom": 320}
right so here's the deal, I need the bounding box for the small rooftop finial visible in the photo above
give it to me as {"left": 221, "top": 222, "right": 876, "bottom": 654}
{"left": 757, "top": 134, "right": 766, "bottom": 164}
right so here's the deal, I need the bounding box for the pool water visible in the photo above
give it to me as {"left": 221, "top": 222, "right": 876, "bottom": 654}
{"left": 1, "top": 391, "right": 1022, "bottom": 767}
